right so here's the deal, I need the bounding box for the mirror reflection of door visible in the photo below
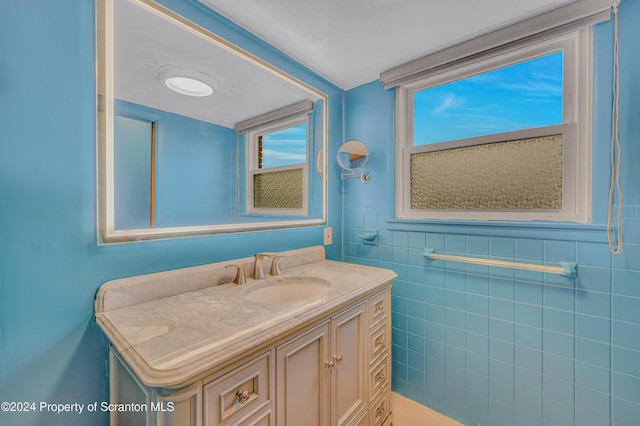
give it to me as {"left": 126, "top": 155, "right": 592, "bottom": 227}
{"left": 114, "top": 115, "right": 155, "bottom": 229}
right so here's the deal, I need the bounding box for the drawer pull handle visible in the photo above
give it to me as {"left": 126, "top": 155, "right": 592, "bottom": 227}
{"left": 235, "top": 389, "right": 250, "bottom": 405}
{"left": 375, "top": 372, "right": 386, "bottom": 383}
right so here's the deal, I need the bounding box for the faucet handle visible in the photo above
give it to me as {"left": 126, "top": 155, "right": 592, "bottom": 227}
{"left": 270, "top": 256, "right": 283, "bottom": 276}
{"left": 225, "top": 264, "right": 246, "bottom": 285}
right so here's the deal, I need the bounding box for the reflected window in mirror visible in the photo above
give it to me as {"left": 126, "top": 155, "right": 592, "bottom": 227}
{"left": 258, "top": 123, "right": 307, "bottom": 169}
{"left": 246, "top": 116, "right": 309, "bottom": 214}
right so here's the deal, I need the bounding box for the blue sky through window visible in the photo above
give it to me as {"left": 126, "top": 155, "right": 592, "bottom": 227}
{"left": 261, "top": 123, "right": 307, "bottom": 168}
{"left": 414, "top": 51, "right": 563, "bottom": 146}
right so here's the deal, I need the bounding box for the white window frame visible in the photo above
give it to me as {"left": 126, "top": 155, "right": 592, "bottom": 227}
{"left": 246, "top": 115, "right": 309, "bottom": 216}
{"left": 395, "top": 28, "right": 592, "bottom": 223}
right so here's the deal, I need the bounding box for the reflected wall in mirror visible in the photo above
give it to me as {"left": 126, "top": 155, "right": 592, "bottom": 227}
{"left": 96, "top": 0, "right": 327, "bottom": 243}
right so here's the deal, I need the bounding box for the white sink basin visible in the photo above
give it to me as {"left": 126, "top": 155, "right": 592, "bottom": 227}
{"left": 243, "top": 276, "right": 331, "bottom": 304}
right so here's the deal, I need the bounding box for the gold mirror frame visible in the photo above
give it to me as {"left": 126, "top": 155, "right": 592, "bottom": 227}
{"left": 96, "top": 0, "right": 328, "bottom": 243}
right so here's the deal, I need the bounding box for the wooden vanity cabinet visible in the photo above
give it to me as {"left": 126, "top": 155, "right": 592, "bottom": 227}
{"left": 109, "top": 285, "right": 391, "bottom": 426}
{"left": 276, "top": 302, "right": 367, "bottom": 426}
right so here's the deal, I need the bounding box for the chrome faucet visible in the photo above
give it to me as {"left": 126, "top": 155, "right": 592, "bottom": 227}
{"left": 225, "top": 264, "right": 246, "bottom": 285}
{"left": 253, "top": 253, "right": 275, "bottom": 279}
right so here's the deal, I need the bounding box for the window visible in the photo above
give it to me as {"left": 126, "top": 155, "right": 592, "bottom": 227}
{"left": 395, "top": 29, "right": 591, "bottom": 223}
{"left": 246, "top": 116, "right": 309, "bottom": 215}
{"left": 413, "top": 52, "right": 563, "bottom": 146}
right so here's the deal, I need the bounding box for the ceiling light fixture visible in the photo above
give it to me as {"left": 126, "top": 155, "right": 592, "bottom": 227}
{"left": 156, "top": 65, "right": 217, "bottom": 97}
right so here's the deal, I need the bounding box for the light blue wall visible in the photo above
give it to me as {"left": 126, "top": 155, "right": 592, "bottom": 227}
{"left": 153, "top": 106, "right": 235, "bottom": 227}
{"left": 0, "top": 1, "right": 342, "bottom": 425}
{"left": 343, "top": 3, "right": 640, "bottom": 425}
{"left": 115, "top": 100, "right": 237, "bottom": 228}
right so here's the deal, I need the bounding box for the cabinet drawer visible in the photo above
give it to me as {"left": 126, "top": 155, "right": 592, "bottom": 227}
{"left": 369, "top": 355, "right": 390, "bottom": 400}
{"left": 370, "top": 388, "right": 391, "bottom": 426}
{"left": 369, "top": 322, "right": 389, "bottom": 365}
{"left": 204, "top": 351, "right": 273, "bottom": 426}
{"left": 368, "top": 289, "right": 389, "bottom": 329}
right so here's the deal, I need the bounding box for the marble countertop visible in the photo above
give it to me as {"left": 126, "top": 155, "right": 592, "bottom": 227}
{"left": 95, "top": 246, "right": 397, "bottom": 388}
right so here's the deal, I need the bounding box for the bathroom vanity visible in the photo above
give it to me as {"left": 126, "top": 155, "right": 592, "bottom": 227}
{"left": 95, "top": 246, "right": 396, "bottom": 425}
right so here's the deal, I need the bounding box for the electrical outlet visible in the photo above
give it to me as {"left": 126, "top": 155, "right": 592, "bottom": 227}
{"left": 324, "top": 227, "right": 332, "bottom": 245}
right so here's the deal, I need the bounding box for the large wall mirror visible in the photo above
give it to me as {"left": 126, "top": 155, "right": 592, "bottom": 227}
{"left": 96, "top": 0, "right": 328, "bottom": 243}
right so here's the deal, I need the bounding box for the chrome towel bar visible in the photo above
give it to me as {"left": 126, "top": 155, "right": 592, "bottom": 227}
{"left": 423, "top": 248, "right": 577, "bottom": 277}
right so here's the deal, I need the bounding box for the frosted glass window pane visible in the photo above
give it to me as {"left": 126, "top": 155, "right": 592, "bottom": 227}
{"left": 410, "top": 135, "right": 563, "bottom": 210}
{"left": 254, "top": 169, "right": 303, "bottom": 209}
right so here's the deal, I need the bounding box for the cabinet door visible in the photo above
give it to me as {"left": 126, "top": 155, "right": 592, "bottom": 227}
{"left": 276, "top": 321, "right": 331, "bottom": 426}
{"left": 331, "top": 302, "right": 367, "bottom": 426}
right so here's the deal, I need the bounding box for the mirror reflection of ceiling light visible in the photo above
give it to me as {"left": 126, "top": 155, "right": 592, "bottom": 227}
{"left": 157, "top": 65, "right": 217, "bottom": 97}
{"left": 165, "top": 76, "right": 213, "bottom": 97}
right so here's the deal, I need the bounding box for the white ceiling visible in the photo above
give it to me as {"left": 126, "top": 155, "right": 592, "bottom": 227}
{"left": 199, "top": 0, "right": 575, "bottom": 89}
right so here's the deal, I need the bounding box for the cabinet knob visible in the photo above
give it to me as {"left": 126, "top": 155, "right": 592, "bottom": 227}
{"left": 324, "top": 360, "right": 335, "bottom": 370}
{"left": 376, "top": 406, "right": 386, "bottom": 418}
{"left": 235, "top": 389, "right": 250, "bottom": 405}
{"left": 375, "top": 371, "right": 386, "bottom": 383}
{"left": 375, "top": 336, "right": 385, "bottom": 347}
{"left": 374, "top": 302, "right": 385, "bottom": 314}
{"left": 332, "top": 354, "right": 343, "bottom": 365}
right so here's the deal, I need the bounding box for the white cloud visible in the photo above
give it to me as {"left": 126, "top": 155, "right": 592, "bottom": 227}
{"left": 433, "top": 94, "right": 463, "bottom": 113}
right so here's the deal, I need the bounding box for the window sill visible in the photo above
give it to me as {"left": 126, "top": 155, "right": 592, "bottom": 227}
{"left": 385, "top": 218, "right": 611, "bottom": 243}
